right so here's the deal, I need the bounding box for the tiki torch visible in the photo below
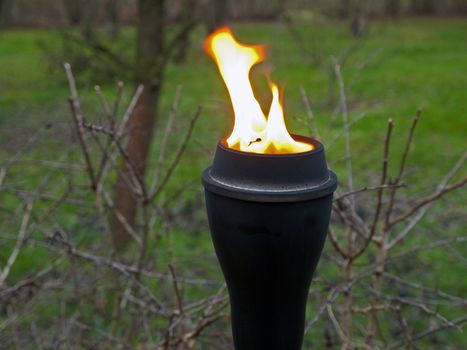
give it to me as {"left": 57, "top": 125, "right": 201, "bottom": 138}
{"left": 202, "top": 27, "right": 337, "bottom": 350}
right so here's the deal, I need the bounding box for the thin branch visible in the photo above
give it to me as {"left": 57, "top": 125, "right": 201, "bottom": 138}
{"left": 47, "top": 229, "right": 169, "bottom": 316}
{"left": 333, "top": 200, "right": 369, "bottom": 239}
{"left": 163, "top": 18, "right": 199, "bottom": 63}
{"left": 384, "top": 110, "right": 421, "bottom": 228}
{"left": 65, "top": 63, "right": 97, "bottom": 191}
{"left": 64, "top": 62, "right": 80, "bottom": 104}
{"left": 373, "top": 290, "right": 462, "bottom": 331}
{"left": 64, "top": 31, "right": 132, "bottom": 71}
{"left": 67, "top": 96, "right": 97, "bottom": 191}
{"left": 351, "top": 118, "right": 394, "bottom": 260}
{"left": 334, "top": 183, "right": 405, "bottom": 202}
{"left": 101, "top": 191, "right": 142, "bottom": 245}
{"left": 394, "top": 307, "right": 414, "bottom": 350}
{"left": 386, "top": 316, "right": 467, "bottom": 350}
{"left": 0, "top": 200, "right": 34, "bottom": 286}
{"left": 94, "top": 85, "right": 113, "bottom": 122}
{"left": 388, "top": 236, "right": 467, "bottom": 262}
{"left": 300, "top": 85, "right": 321, "bottom": 140}
{"left": 75, "top": 320, "right": 133, "bottom": 349}
{"left": 327, "top": 112, "right": 369, "bottom": 149}
{"left": 390, "top": 149, "right": 466, "bottom": 228}
{"left": 113, "top": 81, "right": 125, "bottom": 118}
{"left": 0, "top": 126, "right": 45, "bottom": 169}
{"left": 119, "top": 85, "right": 145, "bottom": 139}
{"left": 327, "top": 304, "right": 350, "bottom": 345}
{"left": 148, "top": 106, "right": 202, "bottom": 203}
{"left": 0, "top": 257, "right": 63, "bottom": 300}
{"left": 334, "top": 60, "right": 354, "bottom": 198}
{"left": 305, "top": 275, "right": 365, "bottom": 332}
{"left": 382, "top": 272, "right": 467, "bottom": 306}
{"left": 95, "top": 85, "right": 144, "bottom": 189}
{"left": 352, "top": 304, "right": 396, "bottom": 314}
{"left": 80, "top": 89, "right": 146, "bottom": 196}
{"left": 150, "top": 86, "right": 182, "bottom": 195}
{"left": 168, "top": 263, "right": 184, "bottom": 315}
{"left": 388, "top": 176, "right": 466, "bottom": 249}
{"left": 0, "top": 167, "right": 6, "bottom": 189}
{"left": 328, "top": 227, "right": 348, "bottom": 259}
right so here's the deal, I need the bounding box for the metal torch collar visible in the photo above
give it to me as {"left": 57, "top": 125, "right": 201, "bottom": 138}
{"left": 202, "top": 136, "right": 338, "bottom": 203}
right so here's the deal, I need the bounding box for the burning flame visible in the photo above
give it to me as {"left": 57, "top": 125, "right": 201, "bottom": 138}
{"left": 204, "top": 27, "right": 313, "bottom": 154}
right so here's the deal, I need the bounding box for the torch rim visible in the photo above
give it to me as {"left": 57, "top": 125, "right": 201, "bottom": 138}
{"left": 203, "top": 169, "right": 337, "bottom": 202}
{"left": 219, "top": 135, "right": 321, "bottom": 157}
{"left": 202, "top": 136, "right": 337, "bottom": 203}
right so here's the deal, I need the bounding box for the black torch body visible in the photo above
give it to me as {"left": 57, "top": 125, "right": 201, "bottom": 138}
{"left": 202, "top": 136, "right": 337, "bottom": 350}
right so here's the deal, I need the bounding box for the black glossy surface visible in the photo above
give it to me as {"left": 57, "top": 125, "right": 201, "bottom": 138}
{"left": 205, "top": 192, "right": 332, "bottom": 350}
{"left": 202, "top": 137, "right": 337, "bottom": 350}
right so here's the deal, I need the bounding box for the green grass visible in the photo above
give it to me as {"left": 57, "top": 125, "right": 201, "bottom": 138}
{"left": 0, "top": 18, "right": 466, "bottom": 347}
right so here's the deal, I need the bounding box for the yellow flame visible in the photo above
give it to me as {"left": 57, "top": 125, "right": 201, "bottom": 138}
{"left": 204, "top": 27, "right": 312, "bottom": 154}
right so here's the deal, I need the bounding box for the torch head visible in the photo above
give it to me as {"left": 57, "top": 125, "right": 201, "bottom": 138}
{"left": 203, "top": 136, "right": 337, "bottom": 202}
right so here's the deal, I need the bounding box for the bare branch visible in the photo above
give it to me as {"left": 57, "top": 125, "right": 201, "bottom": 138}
{"left": 0, "top": 167, "right": 6, "bottom": 189}
{"left": 150, "top": 86, "right": 182, "bottom": 195}
{"left": 300, "top": 85, "right": 321, "bottom": 140}
{"left": 334, "top": 183, "right": 405, "bottom": 202}
{"left": 328, "top": 227, "right": 348, "bottom": 259}
{"left": 89, "top": 122, "right": 148, "bottom": 198}
{"left": 65, "top": 63, "right": 97, "bottom": 191}
{"left": 168, "top": 263, "right": 184, "bottom": 315}
{"left": 148, "top": 106, "right": 202, "bottom": 203}
{"left": 113, "top": 81, "right": 125, "bottom": 118}
{"left": 334, "top": 60, "right": 354, "bottom": 198}
{"left": 95, "top": 85, "right": 144, "bottom": 190}
{"left": 386, "top": 316, "right": 467, "bottom": 349}
{"left": 327, "top": 112, "right": 369, "bottom": 149}
{"left": 67, "top": 96, "right": 98, "bottom": 191}
{"left": 0, "top": 200, "right": 34, "bottom": 286}
{"left": 390, "top": 150, "right": 466, "bottom": 227}
{"left": 94, "top": 85, "right": 113, "bottom": 122}
{"left": 163, "top": 18, "right": 199, "bottom": 63}
{"left": 1, "top": 126, "right": 45, "bottom": 170}
{"left": 388, "top": 176, "right": 466, "bottom": 249}
{"left": 373, "top": 290, "right": 462, "bottom": 332}
{"left": 63, "top": 31, "right": 132, "bottom": 71}
{"left": 383, "top": 110, "right": 421, "bottom": 228}
{"left": 351, "top": 118, "right": 394, "bottom": 260}
{"left": 382, "top": 272, "right": 467, "bottom": 306}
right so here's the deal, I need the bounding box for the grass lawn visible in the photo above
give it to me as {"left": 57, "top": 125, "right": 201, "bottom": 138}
{"left": 0, "top": 17, "right": 466, "bottom": 347}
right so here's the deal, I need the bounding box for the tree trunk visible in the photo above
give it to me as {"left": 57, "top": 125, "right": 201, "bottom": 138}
{"left": 106, "top": 0, "right": 120, "bottom": 39}
{"left": 110, "top": 0, "right": 166, "bottom": 251}
{"left": 80, "top": 1, "right": 99, "bottom": 39}
{"left": 174, "top": 0, "right": 195, "bottom": 64}
{"left": 410, "top": 0, "right": 437, "bottom": 14}
{"left": 0, "top": 0, "right": 15, "bottom": 27}
{"left": 337, "top": 0, "right": 351, "bottom": 19}
{"left": 385, "top": 0, "right": 401, "bottom": 17}
{"left": 205, "top": 0, "right": 229, "bottom": 33}
{"left": 62, "top": 0, "right": 86, "bottom": 26}
{"left": 349, "top": 0, "right": 367, "bottom": 37}
{"left": 455, "top": 0, "right": 467, "bottom": 13}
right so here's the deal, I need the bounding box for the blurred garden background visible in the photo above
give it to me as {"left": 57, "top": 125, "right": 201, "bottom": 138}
{"left": 0, "top": 0, "right": 466, "bottom": 349}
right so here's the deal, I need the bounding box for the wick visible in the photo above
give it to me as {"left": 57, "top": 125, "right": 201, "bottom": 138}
{"left": 248, "top": 138, "right": 262, "bottom": 146}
